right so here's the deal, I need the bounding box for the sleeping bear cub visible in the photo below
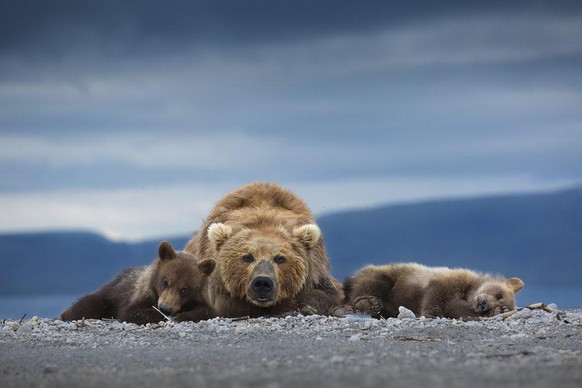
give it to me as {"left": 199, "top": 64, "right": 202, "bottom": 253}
{"left": 61, "top": 241, "right": 216, "bottom": 324}
{"left": 332, "top": 263, "right": 524, "bottom": 319}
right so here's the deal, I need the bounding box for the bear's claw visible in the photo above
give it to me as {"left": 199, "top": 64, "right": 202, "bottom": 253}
{"left": 493, "top": 305, "right": 512, "bottom": 316}
{"left": 298, "top": 304, "right": 318, "bottom": 316}
{"left": 329, "top": 305, "right": 355, "bottom": 317}
{"left": 352, "top": 295, "right": 383, "bottom": 317}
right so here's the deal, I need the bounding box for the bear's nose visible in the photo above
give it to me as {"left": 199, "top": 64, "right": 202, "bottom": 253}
{"left": 158, "top": 304, "right": 174, "bottom": 317}
{"left": 477, "top": 298, "right": 490, "bottom": 312}
{"left": 252, "top": 277, "right": 273, "bottom": 295}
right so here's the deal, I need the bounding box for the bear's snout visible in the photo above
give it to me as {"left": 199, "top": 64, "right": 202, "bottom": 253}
{"left": 158, "top": 304, "right": 174, "bottom": 317}
{"left": 246, "top": 260, "right": 279, "bottom": 307}
{"left": 252, "top": 276, "right": 274, "bottom": 295}
{"left": 475, "top": 296, "right": 490, "bottom": 313}
{"left": 157, "top": 290, "right": 181, "bottom": 317}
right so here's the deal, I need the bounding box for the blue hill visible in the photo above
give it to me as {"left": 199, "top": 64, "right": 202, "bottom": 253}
{"left": 318, "top": 187, "right": 582, "bottom": 287}
{"left": 0, "top": 232, "right": 188, "bottom": 295}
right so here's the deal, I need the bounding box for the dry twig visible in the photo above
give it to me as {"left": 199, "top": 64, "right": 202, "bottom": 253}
{"left": 152, "top": 306, "right": 173, "bottom": 322}
{"left": 392, "top": 335, "right": 441, "bottom": 342}
{"left": 230, "top": 316, "right": 251, "bottom": 322}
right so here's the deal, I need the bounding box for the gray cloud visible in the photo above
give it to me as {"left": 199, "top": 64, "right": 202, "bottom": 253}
{"left": 0, "top": 1, "right": 581, "bottom": 238}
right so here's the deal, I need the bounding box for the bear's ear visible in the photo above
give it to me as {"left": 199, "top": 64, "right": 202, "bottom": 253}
{"left": 506, "top": 277, "right": 524, "bottom": 293}
{"left": 293, "top": 224, "right": 321, "bottom": 249}
{"left": 158, "top": 241, "right": 177, "bottom": 261}
{"left": 197, "top": 258, "right": 216, "bottom": 277}
{"left": 207, "top": 223, "right": 233, "bottom": 252}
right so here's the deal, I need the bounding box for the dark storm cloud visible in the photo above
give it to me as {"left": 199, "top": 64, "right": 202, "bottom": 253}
{"left": 0, "top": 0, "right": 581, "bottom": 193}
{"left": 1, "top": 1, "right": 582, "bottom": 238}
{"left": 2, "top": 0, "right": 581, "bottom": 57}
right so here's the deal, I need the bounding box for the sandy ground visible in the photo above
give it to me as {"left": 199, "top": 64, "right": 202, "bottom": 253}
{"left": 1, "top": 308, "right": 582, "bottom": 388}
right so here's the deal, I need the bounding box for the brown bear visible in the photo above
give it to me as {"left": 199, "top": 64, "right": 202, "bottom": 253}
{"left": 331, "top": 263, "right": 524, "bottom": 319}
{"left": 184, "top": 182, "right": 341, "bottom": 318}
{"left": 61, "top": 241, "right": 216, "bottom": 324}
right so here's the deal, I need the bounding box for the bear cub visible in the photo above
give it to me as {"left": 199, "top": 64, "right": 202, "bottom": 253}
{"left": 61, "top": 241, "right": 216, "bottom": 324}
{"left": 332, "top": 263, "right": 524, "bottom": 319}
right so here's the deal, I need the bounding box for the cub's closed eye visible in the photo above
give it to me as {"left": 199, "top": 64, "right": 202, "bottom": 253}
{"left": 242, "top": 254, "right": 254, "bottom": 263}
{"left": 274, "top": 255, "right": 286, "bottom": 264}
{"left": 495, "top": 293, "right": 503, "bottom": 300}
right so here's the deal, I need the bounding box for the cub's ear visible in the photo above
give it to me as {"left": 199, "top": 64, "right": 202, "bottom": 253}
{"left": 293, "top": 224, "right": 321, "bottom": 249}
{"left": 197, "top": 258, "right": 217, "bottom": 277}
{"left": 207, "top": 223, "right": 233, "bottom": 252}
{"left": 507, "top": 277, "right": 524, "bottom": 293}
{"left": 158, "top": 241, "right": 177, "bottom": 261}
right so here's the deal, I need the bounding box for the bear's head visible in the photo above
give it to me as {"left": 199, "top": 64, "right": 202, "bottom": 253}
{"left": 207, "top": 222, "right": 321, "bottom": 307}
{"left": 152, "top": 241, "right": 216, "bottom": 317}
{"left": 473, "top": 277, "right": 524, "bottom": 316}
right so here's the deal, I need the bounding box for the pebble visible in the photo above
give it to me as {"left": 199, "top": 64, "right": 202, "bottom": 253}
{"left": 348, "top": 334, "right": 362, "bottom": 341}
{"left": 397, "top": 306, "right": 416, "bottom": 320}
{"left": 1, "top": 308, "right": 580, "bottom": 347}
{"left": 330, "top": 355, "right": 345, "bottom": 363}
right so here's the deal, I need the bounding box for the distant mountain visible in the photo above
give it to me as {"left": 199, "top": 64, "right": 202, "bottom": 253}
{"left": 0, "top": 187, "right": 580, "bottom": 298}
{"left": 0, "top": 232, "right": 188, "bottom": 295}
{"left": 318, "top": 187, "right": 582, "bottom": 287}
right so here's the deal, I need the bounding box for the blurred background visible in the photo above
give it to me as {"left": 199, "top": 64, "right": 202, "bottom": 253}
{"left": 1, "top": 1, "right": 581, "bottom": 318}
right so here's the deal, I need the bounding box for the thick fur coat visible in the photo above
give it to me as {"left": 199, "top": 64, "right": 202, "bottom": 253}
{"left": 185, "top": 182, "right": 341, "bottom": 317}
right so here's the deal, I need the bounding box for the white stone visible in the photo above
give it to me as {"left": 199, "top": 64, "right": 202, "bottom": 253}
{"left": 348, "top": 334, "right": 362, "bottom": 341}
{"left": 397, "top": 306, "right": 416, "bottom": 319}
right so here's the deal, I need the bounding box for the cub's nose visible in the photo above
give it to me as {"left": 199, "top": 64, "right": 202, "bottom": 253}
{"left": 476, "top": 298, "right": 490, "bottom": 312}
{"left": 252, "top": 277, "right": 273, "bottom": 295}
{"left": 158, "top": 304, "right": 174, "bottom": 317}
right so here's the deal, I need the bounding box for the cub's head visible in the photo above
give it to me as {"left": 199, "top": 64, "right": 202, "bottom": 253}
{"left": 207, "top": 222, "right": 320, "bottom": 307}
{"left": 473, "top": 277, "right": 524, "bottom": 316}
{"left": 152, "top": 241, "right": 216, "bottom": 318}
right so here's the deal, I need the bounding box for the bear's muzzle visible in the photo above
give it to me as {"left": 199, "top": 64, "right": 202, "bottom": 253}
{"left": 247, "top": 260, "right": 279, "bottom": 307}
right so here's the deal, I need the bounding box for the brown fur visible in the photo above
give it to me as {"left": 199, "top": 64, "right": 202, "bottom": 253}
{"left": 61, "top": 241, "right": 217, "bottom": 324}
{"left": 185, "top": 182, "right": 341, "bottom": 318}
{"left": 337, "top": 263, "right": 524, "bottom": 319}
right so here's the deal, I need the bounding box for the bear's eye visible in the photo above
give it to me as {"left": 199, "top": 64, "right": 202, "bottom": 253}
{"left": 180, "top": 287, "right": 188, "bottom": 295}
{"left": 273, "top": 255, "right": 287, "bottom": 264}
{"left": 495, "top": 293, "right": 503, "bottom": 300}
{"left": 162, "top": 280, "right": 169, "bottom": 288}
{"left": 241, "top": 254, "right": 254, "bottom": 263}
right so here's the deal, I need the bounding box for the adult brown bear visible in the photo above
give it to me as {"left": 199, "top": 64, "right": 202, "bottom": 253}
{"left": 185, "top": 182, "right": 341, "bottom": 317}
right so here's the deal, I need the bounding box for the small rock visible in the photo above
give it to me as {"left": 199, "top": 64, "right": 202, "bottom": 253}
{"left": 348, "top": 334, "right": 362, "bottom": 341}
{"left": 330, "top": 355, "right": 345, "bottom": 363}
{"left": 397, "top": 306, "right": 416, "bottom": 320}
{"left": 43, "top": 367, "right": 57, "bottom": 374}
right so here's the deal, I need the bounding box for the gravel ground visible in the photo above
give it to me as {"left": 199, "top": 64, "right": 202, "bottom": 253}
{"left": 1, "top": 307, "right": 582, "bottom": 388}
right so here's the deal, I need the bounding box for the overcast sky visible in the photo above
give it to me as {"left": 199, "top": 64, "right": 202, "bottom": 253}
{"left": 1, "top": 1, "right": 581, "bottom": 240}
